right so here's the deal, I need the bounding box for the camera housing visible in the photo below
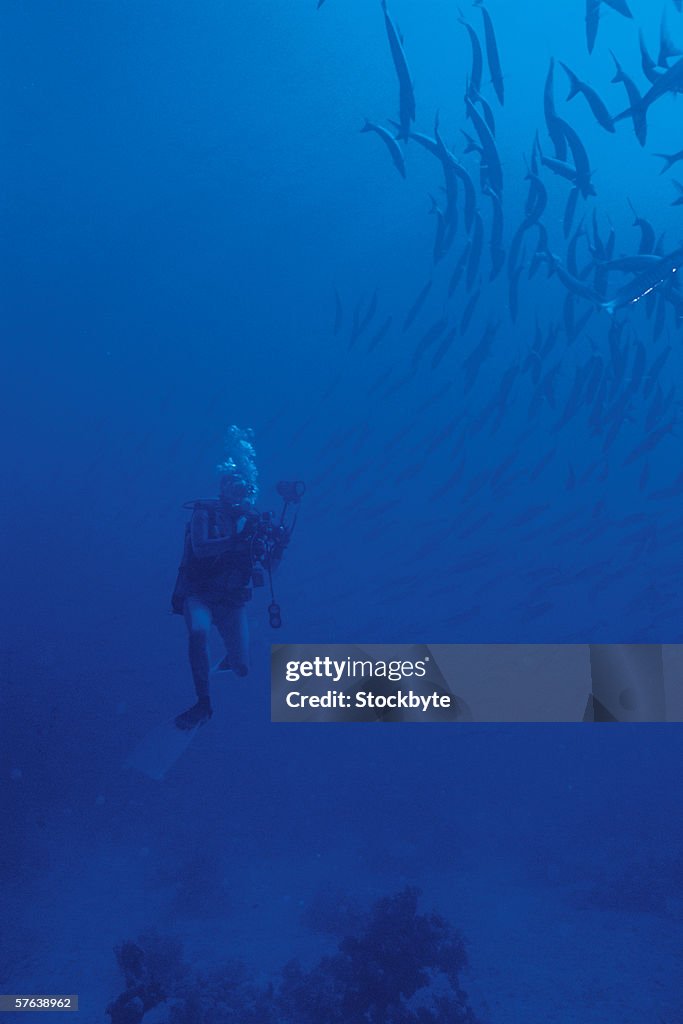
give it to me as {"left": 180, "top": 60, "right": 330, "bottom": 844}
{"left": 276, "top": 480, "right": 306, "bottom": 504}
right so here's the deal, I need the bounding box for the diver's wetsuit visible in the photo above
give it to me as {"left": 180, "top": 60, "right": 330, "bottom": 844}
{"left": 172, "top": 500, "right": 260, "bottom": 727}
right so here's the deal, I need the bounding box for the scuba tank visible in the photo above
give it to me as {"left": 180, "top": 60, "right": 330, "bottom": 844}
{"left": 171, "top": 482, "right": 305, "bottom": 626}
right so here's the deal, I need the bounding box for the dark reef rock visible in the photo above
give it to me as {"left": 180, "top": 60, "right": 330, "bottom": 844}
{"left": 106, "top": 934, "right": 187, "bottom": 1024}
{"left": 108, "top": 888, "right": 484, "bottom": 1024}
{"left": 278, "top": 887, "right": 480, "bottom": 1024}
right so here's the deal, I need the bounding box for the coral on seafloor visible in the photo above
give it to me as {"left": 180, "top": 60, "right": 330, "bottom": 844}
{"left": 106, "top": 887, "right": 484, "bottom": 1024}
{"left": 106, "top": 934, "right": 188, "bottom": 1024}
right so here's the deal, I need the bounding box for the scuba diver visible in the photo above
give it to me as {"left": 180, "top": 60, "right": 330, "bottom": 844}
{"left": 172, "top": 425, "right": 303, "bottom": 730}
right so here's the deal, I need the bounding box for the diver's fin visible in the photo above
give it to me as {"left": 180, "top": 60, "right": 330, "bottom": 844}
{"left": 125, "top": 715, "right": 203, "bottom": 781}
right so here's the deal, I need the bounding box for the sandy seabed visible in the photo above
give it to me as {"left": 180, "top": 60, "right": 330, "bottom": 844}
{"left": 3, "top": 842, "right": 681, "bottom": 1024}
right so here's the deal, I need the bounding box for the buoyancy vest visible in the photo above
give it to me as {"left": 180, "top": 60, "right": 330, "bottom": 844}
{"left": 172, "top": 499, "right": 259, "bottom": 611}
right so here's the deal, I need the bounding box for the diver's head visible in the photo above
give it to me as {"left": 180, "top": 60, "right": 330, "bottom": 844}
{"left": 217, "top": 425, "right": 258, "bottom": 510}
{"left": 219, "top": 469, "right": 255, "bottom": 509}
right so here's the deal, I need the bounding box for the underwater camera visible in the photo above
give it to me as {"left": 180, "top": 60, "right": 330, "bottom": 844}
{"left": 250, "top": 481, "right": 304, "bottom": 629}
{"left": 251, "top": 513, "right": 283, "bottom": 559}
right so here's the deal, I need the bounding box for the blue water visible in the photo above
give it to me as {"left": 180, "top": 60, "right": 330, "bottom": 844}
{"left": 2, "top": 0, "right": 682, "bottom": 1020}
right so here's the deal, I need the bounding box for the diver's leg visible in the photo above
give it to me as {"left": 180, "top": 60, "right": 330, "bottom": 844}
{"left": 175, "top": 597, "right": 214, "bottom": 729}
{"left": 213, "top": 604, "right": 250, "bottom": 677}
{"left": 185, "top": 597, "right": 213, "bottom": 698}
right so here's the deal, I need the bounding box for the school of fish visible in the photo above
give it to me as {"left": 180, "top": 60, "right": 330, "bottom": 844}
{"left": 286, "top": 0, "right": 683, "bottom": 642}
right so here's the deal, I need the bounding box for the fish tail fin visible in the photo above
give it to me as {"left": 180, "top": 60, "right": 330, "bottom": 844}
{"left": 460, "top": 130, "right": 479, "bottom": 155}
{"left": 638, "top": 28, "right": 657, "bottom": 71}
{"left": 560, "top": 62, "right": 581, "bottom": 101}
{"left": 360, "top": 120, "right": 372, "bottom": 133}
{"left": 655, "top": 152, "right": 677, "bottom": 174}
{"left": 612, "top": 107, "right": 632, "bottom": 123}
{"left": 566, "top": 79, "right": 580, "bottom": 102}
{"left": 658, "top": 15, "right": 683, "bottom": 66}
{"left": 609, "top": 51, "right": 624, "bottom": 83}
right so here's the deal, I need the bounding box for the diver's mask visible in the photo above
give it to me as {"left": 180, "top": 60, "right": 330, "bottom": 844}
{"left": 220, "top": 473, "right": 255, "bottom": 509}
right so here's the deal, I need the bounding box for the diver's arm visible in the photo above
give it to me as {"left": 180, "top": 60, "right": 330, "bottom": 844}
{"left": 190, "top": 510, "right": 236, "bottom": 558}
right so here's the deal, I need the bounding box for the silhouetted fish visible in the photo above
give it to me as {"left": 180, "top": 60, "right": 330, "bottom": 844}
{"left": 360, "top": 120, "right": 406, "bottom": 178}
{"left": 623, "top": 422, "right": 675, "bottom": 464}
{"left": 381, "top": 0, "right": 416, "bottom": 141}
{"left": 458, "top": 11, "right": 483, "bottom": 96}
{"left": 603, "top": 0, "right": 632, "bottom": 17}
{"left": 639, "top": 29, "right": 663, "bottom": 85}
{"left": 610, "top": 52, "right": 646, "bottom": 146}
{"left": 402, "top": 279, "right": 432, "bottom": 332}
{"left": 556, "top": 118, "right": 596, "bottom": 197}
{"left": 549, "top": 254, "right": 602, "bottom": 305}
{"left": 560, "top": 62, "right": 614, "bottom": 132}
{"left": 469, "top": 84, "right": 496, "bottom": 136}
{"left": 474, "top": 1, "right": 504, "bottom": 105}
{"left": 659, "top": 9, "right": 683, "bottom": 66}
{"left": 431, "top": 325, "right": 459, "bottom": 370}
{"left": 460, "top": 287, "right": 481, "bottom": 333}
{"left": 627, "top": 200, "right": 656, "bottom": 253}
{"left": 585, "top": 0, "right": 600, "bottom": 53}
{"left": 463, "top": 321, "right": 498, "bottom": 394}
{"left": 486, "top": 187, "right": 505, "bottom": 280}
{"left": 564, "top": 186, "right": 580, "bottom": 238}
{"left": 654, "top": 148, "right": 683, "bottom": 173}
{"left": 614, "top": 56, "right": 683, "bottom": 131}
{"left": 465, "top": 95, "right": 503, "bottom": 196}
{"left": 367, "top": 315, "right": 393, "bottom": 353}
{"left": 449, "top": 242, "right": 471, "bottom": 297}
{"left": 544, "top": 60, "right": 568, "bottom": 159}
{"left": 412, "top": 316, "right": 449, "bottom": 368}
{"left": 434, "top": 115, "right": 477, "bottom": 231}
{"left": 602, "top": 247, "right": 683, "bottom": 313}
